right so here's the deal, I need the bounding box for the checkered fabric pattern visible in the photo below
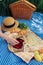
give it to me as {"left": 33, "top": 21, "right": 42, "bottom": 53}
{"left": 0, "top": 12, "right": 43, "bottom": 65}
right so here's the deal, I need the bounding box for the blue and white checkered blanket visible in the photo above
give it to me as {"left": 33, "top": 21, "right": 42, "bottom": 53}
{"left": 0, "top": 12, "right": 43, "bottom": 65}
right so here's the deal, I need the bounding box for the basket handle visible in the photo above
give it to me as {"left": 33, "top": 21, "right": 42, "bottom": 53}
{"left": 20, "top": 0, "right": 26, "bottom": 1}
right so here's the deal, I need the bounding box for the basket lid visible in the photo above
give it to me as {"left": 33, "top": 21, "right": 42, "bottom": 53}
{"left": 20, "top": 0, "right": 36, "bottom": 9}
{"left": 9, "top": 0, "right": 36, "bottom": 9}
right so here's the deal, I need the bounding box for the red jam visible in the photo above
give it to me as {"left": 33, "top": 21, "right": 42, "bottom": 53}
{"left": 13, "top": 38, "right": 24, "bottom": 49}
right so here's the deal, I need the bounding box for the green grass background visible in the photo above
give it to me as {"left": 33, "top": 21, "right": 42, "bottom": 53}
{"left": 0, "top": 0, "right": 43, "bottom": 16}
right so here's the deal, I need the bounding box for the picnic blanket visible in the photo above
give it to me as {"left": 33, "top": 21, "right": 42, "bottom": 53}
{"left": 0, "top": 12, "right": 43, "bottom": 65}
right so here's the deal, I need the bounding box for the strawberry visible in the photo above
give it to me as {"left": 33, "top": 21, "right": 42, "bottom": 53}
{"left": 16, "top": 38, "right": 24, "bottom": 43}
{"left": 13, "top": 38, "right": 24, "bottom": 49}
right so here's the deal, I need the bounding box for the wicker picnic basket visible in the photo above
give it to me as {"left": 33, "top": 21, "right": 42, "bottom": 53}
{"left": 9, "top": 0, "right": 36, "bottom": 20}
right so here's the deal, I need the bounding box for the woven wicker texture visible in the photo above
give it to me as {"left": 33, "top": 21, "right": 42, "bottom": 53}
{"left": 9, "top": 0, "right": 36, "bottom": 19}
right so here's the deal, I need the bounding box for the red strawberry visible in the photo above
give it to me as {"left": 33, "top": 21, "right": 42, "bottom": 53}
{"left": 13, "top": 38, "right": 24, "bottom": 49}
{"left": 16, "top": 38, "right": 24, "bottom": 43}
{"left": 13, "top": 43, "right": 23, "bottom": 49}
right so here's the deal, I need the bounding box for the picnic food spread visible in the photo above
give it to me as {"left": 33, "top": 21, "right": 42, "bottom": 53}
{"left": 1, "top": 17, "right": 43, "bottom": 63}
